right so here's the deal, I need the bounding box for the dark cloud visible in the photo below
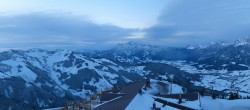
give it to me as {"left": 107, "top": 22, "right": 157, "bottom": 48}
{"left": 0, "top": 12, "right": 136, "bottom": 49}
{"left": 2, "top": 1, "right": 250, "bottom": 49}
{"left": 145, "top": 0, "right": 250, "bottom": 46}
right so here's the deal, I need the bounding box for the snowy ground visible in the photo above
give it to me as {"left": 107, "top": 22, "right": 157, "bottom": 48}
{"left": 126, "top": 80, "right": 250, "bottom": 110}
{"left": 126, "top": 94, "right": 178, "bottom": 110}
{"left": 44, "top": 107, "right": 63, "bottom": 110}
{"left": 46, "top": 80, "right": 250, "bottom": 110}
{"left": 201, "top": 96, "right": 250, "bottom": 110}
{"left": 161, "top": 61, "right": 250, "bottom": 96}
{"left": 127, "top": 81, "right": 199, "bottom": 110}
{"left": 147, "top": 79, "right": 183, "bottom": 94}
{"left": 126, "top": 94, "right": 250, "bottom": 110}
{"left": 126, "top": 93, "right": 201, "bottom": 110}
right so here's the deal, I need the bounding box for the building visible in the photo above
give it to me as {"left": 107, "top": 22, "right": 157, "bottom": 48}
{"left": 94, "top": 80, "right": 147, "bottom": 110}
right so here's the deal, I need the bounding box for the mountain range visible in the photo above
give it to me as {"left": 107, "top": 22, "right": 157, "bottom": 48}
{"left": 0, "top": 38, "right": 250, "bottom": 109}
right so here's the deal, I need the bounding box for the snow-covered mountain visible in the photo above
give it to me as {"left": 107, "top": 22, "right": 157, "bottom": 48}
{"left": 86, "top": 41, "right": 189, "bottom": 63}
{"left": 186, "top": 38, "right": 250, "bottom": 71}
{"left": 0, "top": 38, "right": 250, "bottom": 109}
{"left": 91, "top": 38, "right": 250, "bottom": 71}
{"left": 0, "top": 48, "right": 199, "bottom": 109}
{"left": 87, "top": 39, "right": 250, "bottom": 96}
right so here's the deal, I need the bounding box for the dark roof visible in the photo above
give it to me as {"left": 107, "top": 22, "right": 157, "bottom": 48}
{"left": 94, "top": 80, "right": 146, "bottom": 110}
{"left": 157, "top": 93, "right": 199, "bottom": 101}
{"left": 100, "top": 93, "right": 126, "bottom": 102}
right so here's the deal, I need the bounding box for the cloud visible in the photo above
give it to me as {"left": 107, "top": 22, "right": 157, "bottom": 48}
{"left": 2, "top": 1, "right": 250, "bottom": 49}
{"left": 0, "top": 12, "right": 136, "bottom": 49}
{"left": 124, "top": 32, "right": 145, "bottom": 39}
{"left": 145, "top": 0, "right": 250, "bottom": 46}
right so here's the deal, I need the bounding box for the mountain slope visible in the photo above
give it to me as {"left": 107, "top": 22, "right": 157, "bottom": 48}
{"left": 1, "top": 38, "right": 250, "bottom": 109}
{"left": 0, "top": 49, "right": 199, "bottom": 109}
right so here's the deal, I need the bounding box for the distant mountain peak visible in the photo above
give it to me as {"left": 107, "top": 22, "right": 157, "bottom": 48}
{"left": 186, "top": 45, "right": 195, "bottom": 50}
{"left": 117, "top": 41, "right": 159, "bottom": 48}
{"left": 233, "top": 37, "right": 250, "bottom": 46}
{"left": 113, "top": 41, "right": 161, "bottom": 53}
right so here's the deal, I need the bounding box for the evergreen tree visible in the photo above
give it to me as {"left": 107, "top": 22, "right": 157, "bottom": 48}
{"left": 229, "top": 93, "right": 234, "bottom": 100}
{"left": 229, "top": 92, "right": 239, "bottom": 100}
{"left": 157, "top": 92, "right": 161, "bottom": 96}
{"left": 221, "top": 95, "right": 225, "bottom": 99}
{"left": 212, "top": 93, "right": 216, "bottom": 99}
{"left": 235, "top": 93, "right": 239, "bottom": 99}
{"left": 200, "top": 88, "right": 205, "bottom": 96}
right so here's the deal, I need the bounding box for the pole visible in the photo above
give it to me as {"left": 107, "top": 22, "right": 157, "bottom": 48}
{"left": 171, "top": 83, "right": 172, "bottom": 94}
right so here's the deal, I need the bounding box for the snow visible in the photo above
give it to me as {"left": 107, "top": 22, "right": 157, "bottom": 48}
{"left": 186, "top": 46, "right": 195, "bottom": 50}
{"left": 193, "top": 70, "right": 250, "bottom": 94}
{"left": 126, "top": 94, "right": 178, "bottom": 110}
{"left": 234, "top": 39, "right": 248, "bottom": 46}
{"left": 4, "top": 89, "right": 9, "bottom": 98}
{"left": 122, "top": 76, "right": 132, "bottom": 83}
{"left": 4, "top": 86, "right": 14, "bottom": 98}
{"left": 1, "top": 59, "right": 37, "bottom": 82}
{"left": 201, "top": 96, "right": 250, "bottom": 110}
{"left": 95, "top": 69, "right": 118, "bottom": 79}
{"left": 18, "top": 66, "right": 38, "bottom": 82}
{"left": 238, "top": 92, "right": 250, "bottom": 97}
{"left": 109, "top": 65, "right": 125, "bottom": 72}
{"left": 231, "top": 62, "right": 236, "bottom": 65}
{"left": 0, "top": 49, "right": 126, "bottom": 99}
{"left": 0, "top": 71, "right": 9, "bottom": 78}
{"left": 157, "top": 60, "right": 250, "bottom": 95}
{"left": 171, "top": 83, "right": 184, "bottom": 94}
{"left": 126, "top": 93, "right": 201, "bottom": 110}
{"left": 127, "top": 83, "right": 250, "bottom": 110}
{"left": 153, "top": 96, "right": 201, "bottom": 110}
{"left": 146, "top": 81, "right": 166, "bottom": 94}
{"left": 1, "top": 48, "right": 250, "bottom": 110}
{"left": 91, "top": 78, "right": 113, "bottom": 93}
{"left": 239, "top": 64, "right": 248, "bottom": 67}
{"left": 127, "top": 66, "right": 146, "bottom": 76}
{"left": 162, "top": 60, "right": 229, "bottom": 74}
{"left": 97, "top": 58, "right": 117, "bottom": 66}
{"left": 146, "top": 79, "right": 183, "bottom": 94}
{"left": 44, "top": 107, "right": 64, "bottom": 110}
{"left": 8, "top": 86, "right": 13, "bottom": 95}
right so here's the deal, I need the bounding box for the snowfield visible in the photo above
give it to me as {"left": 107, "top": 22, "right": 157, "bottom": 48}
{"left": 126, "top": 94, "right": 179, "bottom": 110}
{"left": 126, "top": 80, "right": 250, "bottom": 110}
{"left": 126, "top": 93, "right": 202, "bottom": 110}
{"left": 126, "top": 93, "right": 250, "bottom": 110}
{"left": 1, "top": 40, "right": 250, "bottom": 109}
{"left": 164, "top": 61, "right": 250, "bottom": 96}
{"left": 201, "top": 96, "right": 250, "bottom": 110}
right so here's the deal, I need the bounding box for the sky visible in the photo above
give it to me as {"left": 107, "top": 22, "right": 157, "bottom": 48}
{"left": 0, "top": 0, "right": 250, "bottom": 49}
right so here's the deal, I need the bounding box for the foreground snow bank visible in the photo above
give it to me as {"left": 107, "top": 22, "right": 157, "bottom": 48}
{"left": 126, "top": 94, "right": 178, "bottom": 110}
{"left": 201, "top": 96, "right": 250, "bottom": 110}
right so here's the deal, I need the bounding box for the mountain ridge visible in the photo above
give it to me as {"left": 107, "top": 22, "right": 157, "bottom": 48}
{"left": 0, "top": 38, "right": 250, "bottom": 109}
